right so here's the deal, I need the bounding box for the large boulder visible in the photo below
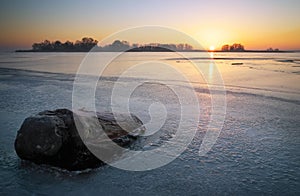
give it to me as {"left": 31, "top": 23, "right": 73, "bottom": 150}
{"left": 14, "top": 109, "right": 145, "bottom": 171}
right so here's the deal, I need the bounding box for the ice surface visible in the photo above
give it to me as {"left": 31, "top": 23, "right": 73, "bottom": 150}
{"left": 0, "top": 52, "right": 299, "bottom": 195}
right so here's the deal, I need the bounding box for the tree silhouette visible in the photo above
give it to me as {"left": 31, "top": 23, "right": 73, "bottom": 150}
{"left": 221, "top": 43, "right": 245, "bottom": 52}
{"left": 21, "top": 38, "right": 195, "bottom": 52}
{"left": 28, "top": 38, "right": 98, "bottom": 52}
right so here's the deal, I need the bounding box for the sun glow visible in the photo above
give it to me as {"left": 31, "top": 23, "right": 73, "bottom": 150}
{"left": 209, "top": 45, "right": 215, "bottom": 51}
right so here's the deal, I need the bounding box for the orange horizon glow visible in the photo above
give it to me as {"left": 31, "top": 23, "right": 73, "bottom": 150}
{"left": 3, "top": 32, "right": 299, "bottom": 51}
{"left": 0, "top": 1, "right": 299, "bottom": 50}
{"left": 2, "top": 27, "right": 299, "bottom": 51}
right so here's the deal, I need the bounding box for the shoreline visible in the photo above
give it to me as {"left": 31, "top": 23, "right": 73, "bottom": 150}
{"left": 15, "top": 49, "right": 297, "bottom": 53}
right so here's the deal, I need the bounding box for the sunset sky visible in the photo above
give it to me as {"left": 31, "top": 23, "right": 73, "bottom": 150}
{"left": 0, "top": 0, "right": 299, "bottom": 50}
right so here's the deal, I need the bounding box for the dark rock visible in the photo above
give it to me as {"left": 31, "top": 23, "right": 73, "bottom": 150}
{"left": 14, "top": 109, "right": 144, "bottom": 171}
{"left": 231, "top": 62, "right": 243, "bottom": 65}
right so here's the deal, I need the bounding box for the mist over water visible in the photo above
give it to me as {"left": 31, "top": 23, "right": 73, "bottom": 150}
{"left": 0, "top": 52, "right": 299, "bottom": 195}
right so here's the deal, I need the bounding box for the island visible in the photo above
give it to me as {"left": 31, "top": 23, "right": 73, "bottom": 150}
{"left": 16, "top": 38, "right": 291, "bottom": 53}
{"left": 16, "top": 38, "right": 195, "bottom": 52}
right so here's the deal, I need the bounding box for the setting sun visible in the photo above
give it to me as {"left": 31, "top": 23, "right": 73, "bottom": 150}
{"left": 209, "top": 46, "right": 215, "bottom": 51}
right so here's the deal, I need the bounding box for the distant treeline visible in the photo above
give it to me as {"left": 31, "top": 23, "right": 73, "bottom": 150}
{"left": 221, "top": 43, "right": 280, "bottom": 52}
{"left": 221, "top": 43, "right": 245, "bottom": 52}
{"left": 16, "top": 37, "right": 195, "bottom": 52}
{"left": 16, "top": 38, "right": 286, "bottom": 52}
{"left": 16, "top": 37, "right": 98, "bottom": 52}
